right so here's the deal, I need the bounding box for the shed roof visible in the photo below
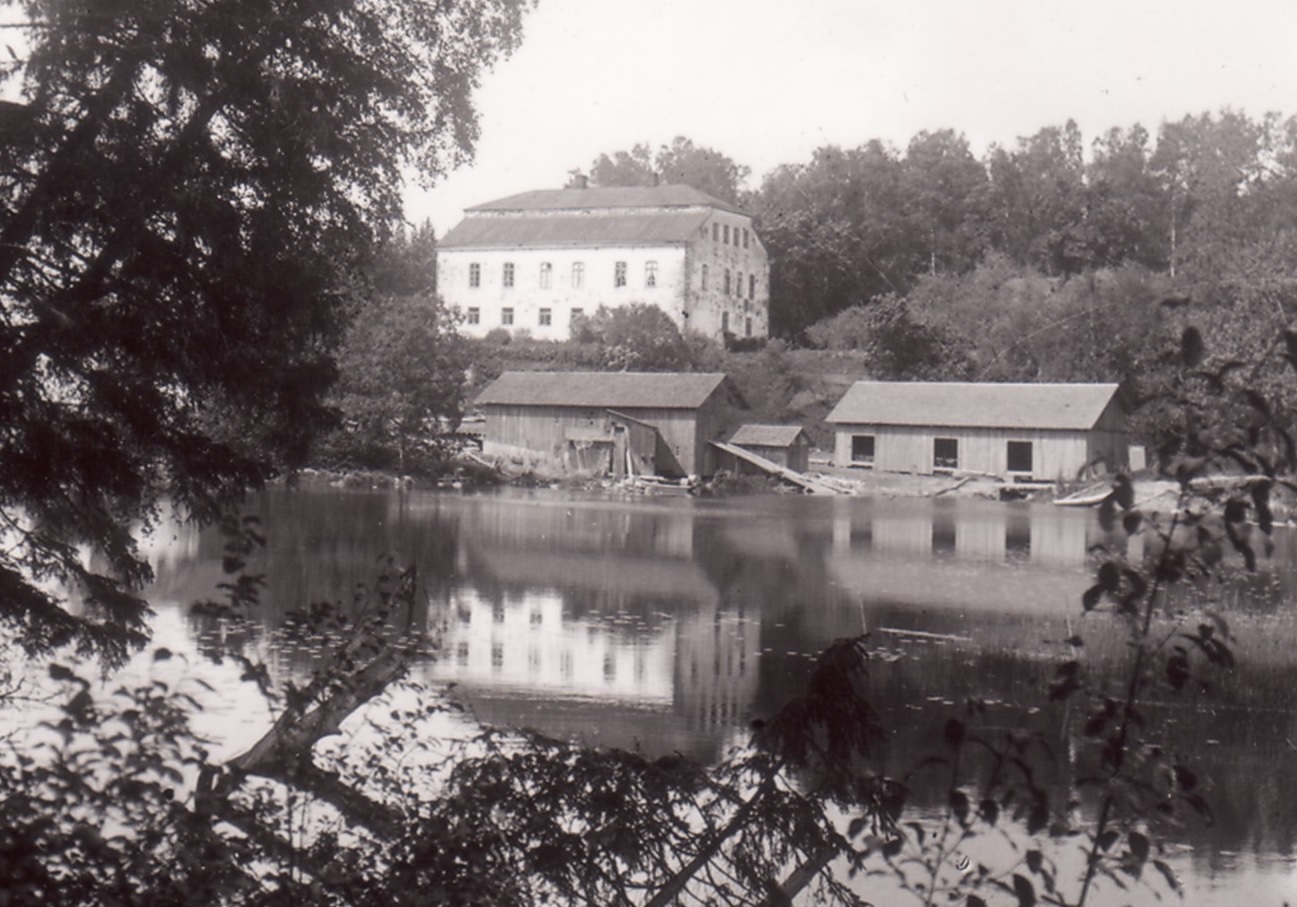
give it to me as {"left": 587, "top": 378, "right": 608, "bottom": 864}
{"left": 440, "top": 210, "right": 710, "bottom": 249}
{"left": 825, "top": 382, "right": 1122, "bottom": 431}
{"left": 476, "top": 371, "right": 731, "bottom": 410}
{"left": 729, "top": 424, "right": 808, "bottom": 447}
{"left": 467, "top": 184, "right": 745, "bottom": 215}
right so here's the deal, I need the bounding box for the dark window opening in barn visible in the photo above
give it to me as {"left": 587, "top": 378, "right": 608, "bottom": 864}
{"left": 934, "top": 437, "right": 959, "bottom": 471}
{"left": 538, "top": 307, "right": 552, "bottom": 326}
{"left": 851, "top": 434, "right": 875, "bottom": 465}
{"left": 1006, "top": 511, "right": 1032, "bottom": 559}
{"left": 468, "top": 262, "right": 480, "bottom": 287}
{"left": 502, "top": 262, "right": 515, "bottom": 288}
{"left": 1007, "top": 440, "right": 1033, "bottom": 474}
{"left": 614, "top": 260, "right": 627, "bottom": 287}
{"left": 501, "top": 307, "right": 514, "bottom": 325}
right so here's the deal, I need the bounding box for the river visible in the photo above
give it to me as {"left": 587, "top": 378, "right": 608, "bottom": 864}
{"left": 141, "top": 485, "right": 1297, "bottom": 905}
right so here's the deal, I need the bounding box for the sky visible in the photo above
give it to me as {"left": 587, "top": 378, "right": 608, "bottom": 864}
{"left": 405, "top": 0, "right": 1297, "bottom": 232}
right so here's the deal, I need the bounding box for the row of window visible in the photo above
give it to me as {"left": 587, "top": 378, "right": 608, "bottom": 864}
{"left": 849, "top": 436, "right": 1035, "bottom": 474}
{"left": 466, "top": 259, "right": 759, "bottom": 299}
{"left": 465, "top": 304, "right": 756, "bottom": 337}
{"left": 709, "top": 222, "right": 751, "bottom": 249}
{"left": 468, "top": 260, "right": 657, "bottom": 291}
{"left": 701, "top": 265, "right": 756, "bottom": 300}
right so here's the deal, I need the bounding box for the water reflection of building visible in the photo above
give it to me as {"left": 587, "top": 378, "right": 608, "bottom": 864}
{"left": 675, "top": 604, "right": 760, "bottom": 735}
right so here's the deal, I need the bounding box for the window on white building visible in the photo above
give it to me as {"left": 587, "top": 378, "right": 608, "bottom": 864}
{"left": 572, "top": 261, "right": 584, "bottom": 288}
{"left": 736, "top": 271, "right": 742, "bottom": 296}
{"left": 571, "top": 307, "right": 584, "bottom": 321}
{"left": 501, "top": 307, "right": 514, "bottom": 325}
{"left": 724, "top": 269, "right": 731, "bottom": 295}
{"left": 701, "top": 264, "right": 709, "bottom": 291}
{"left": 502, "top": 262, "right": 514, "bottom": 288}
{"left": 743, "top": 228, "right": 750, "bottom": 249}
{"left": 539, "top": 308, "right": 552, "bottom": 326}
{"left": 749, "top": 273, "right": 756, "bottom": 299}
{"left": 539, "top": 262, "right": 552, "bottom": 288}
{"left": 466, "top": 307, "right": 480, "bottom": 325}
{"left": 722, "top": 312, "right": 730, "bottom": 334}
{"left": 614, "top": 261, "right": 626, "bottom": 288}
{"left": 468, "top": 263, "right": 480, "bottom": 287}
{"left": 712, "top": 223, "right": 719, "bottom": 242}
{"left": 645, "top": 261, "right": 658, "bottom": 287}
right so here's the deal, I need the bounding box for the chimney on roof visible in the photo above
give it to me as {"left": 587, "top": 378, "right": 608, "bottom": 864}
{"left": 566, "top": 170, "right": 588, "bottom": 190}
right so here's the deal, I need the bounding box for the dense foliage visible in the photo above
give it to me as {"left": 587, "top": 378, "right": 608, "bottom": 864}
{"left": 317, "top": 225, "right": 468, "bottom": 473}
{"left": 0, "top": 0, "right": 529, "bottom": 664}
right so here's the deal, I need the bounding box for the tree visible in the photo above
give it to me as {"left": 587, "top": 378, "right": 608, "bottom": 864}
{"left": 319, "top": 225, "right": 468, "bottom": 473}
{"left": 574, "top": 303, "right": 696, "bottom": 371}
{"left": 752, "top": 143, "right": 924, "bottom": 338}
{"left": 901, "top": 129, "right": 992, "bottom": 276}
{"left": 587, "top": 136, "right": 749, "bottom": 204}
{"left": 0, "top": 0, "right": 530, "bottom": 665}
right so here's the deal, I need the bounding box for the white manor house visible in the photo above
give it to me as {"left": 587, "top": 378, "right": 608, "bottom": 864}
{"left": 437, "top": 182, "right": 770, "bottom": 342}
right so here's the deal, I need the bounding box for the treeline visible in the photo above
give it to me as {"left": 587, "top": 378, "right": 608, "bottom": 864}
{"left": 591, "top": 112, "right": 1297, "bottom": 339}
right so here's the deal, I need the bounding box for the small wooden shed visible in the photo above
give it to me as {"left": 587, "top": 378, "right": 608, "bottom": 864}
{"left": 825, "top": 382, "right": 1126, "bottom": 481}
{"left": 475, "top": 371, "right": 742, "bottom": 478}
{"left": 725, "top": 424, "right": 812, "bottom": 474}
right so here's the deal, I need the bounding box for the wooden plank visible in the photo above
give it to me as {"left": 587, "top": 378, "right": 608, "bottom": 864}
{"left": 709, "top": 441, "right": 840, "bottom": 494}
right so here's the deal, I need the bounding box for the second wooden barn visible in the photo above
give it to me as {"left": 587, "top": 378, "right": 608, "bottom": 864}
{"left": 475, "top": 371, "right": 742, "bottom": 478}
{"left": 825, "top": 381, "right": 1127, "bottom": 481}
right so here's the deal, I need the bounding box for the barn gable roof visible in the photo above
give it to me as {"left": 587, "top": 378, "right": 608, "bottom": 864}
{"left": 475, "top": 371, "right": 731, "bottom": 410}
{"left": 729, "top": 424, "right": 808, "bottom": 447}
{"left": 825, "top": 382, "right": 1122, "bottom": 431}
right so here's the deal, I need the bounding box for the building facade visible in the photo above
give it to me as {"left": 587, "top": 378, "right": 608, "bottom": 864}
{"left": 437, "top": 184, "right": 770, "bottom": 343}
{"left": 825, "top": 382, "right": 1127, "bottom": 481}
{"left": 474, "top": 371, "right": 743, "bottom": 478}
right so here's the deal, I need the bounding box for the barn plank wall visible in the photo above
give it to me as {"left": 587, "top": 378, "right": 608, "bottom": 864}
{"left": 833, "top": 423, "right": 1128, "bottom": 481}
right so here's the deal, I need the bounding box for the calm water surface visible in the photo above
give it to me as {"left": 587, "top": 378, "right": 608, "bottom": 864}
{"left": 144, "top": 486, "right": 1297, "bottom": 905}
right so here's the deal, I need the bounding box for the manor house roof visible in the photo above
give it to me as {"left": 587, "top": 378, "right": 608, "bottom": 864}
{"left": 440, "top": 184, "right": 745, "bottom": 250}
{"left": 825, "top": 382, "right": 1122, "bottom": 432}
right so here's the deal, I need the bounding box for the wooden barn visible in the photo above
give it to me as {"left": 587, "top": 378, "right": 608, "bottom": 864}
{"left": 825, "top": 382, "right": 1127, "bottom": 481}
{"left": 723, "top": 424, "right": 812, "bottom": 474}
{"left": 474, "top": 371, "right": 742, "bottom": 478}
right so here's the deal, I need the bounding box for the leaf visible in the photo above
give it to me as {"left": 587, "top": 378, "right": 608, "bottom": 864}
{"left": 980, "top": 798, "right": 999, "bottom": 825}
{"left": 1127, "top": 831, "right": 1150, "bottom": 867}
{"left": 1026, "top": 849, "right": 1043, "bottom": 874}
{"left": 1012, "top": 872, "right": 1036, "bottom": 907}
{"left": 1112, "top": 474, "right": 1135, "bottom": 510}
{"left": 968, "top": 897, "right": 988, "bottom": 907}
{"left": 1082, "top": 584, "right": 1103, "bottom": 611}
{"left": 1097, "top": 829, "right": 1120, "bottom": 851}
{"left": 1153, "top": 859, "right": 1180, "bottom": 892}
{"left": 950, "top": 789, "right": 970, "bottom": 825}
{"left": 153, "top": 647, "right": 173, "bottom": 661}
